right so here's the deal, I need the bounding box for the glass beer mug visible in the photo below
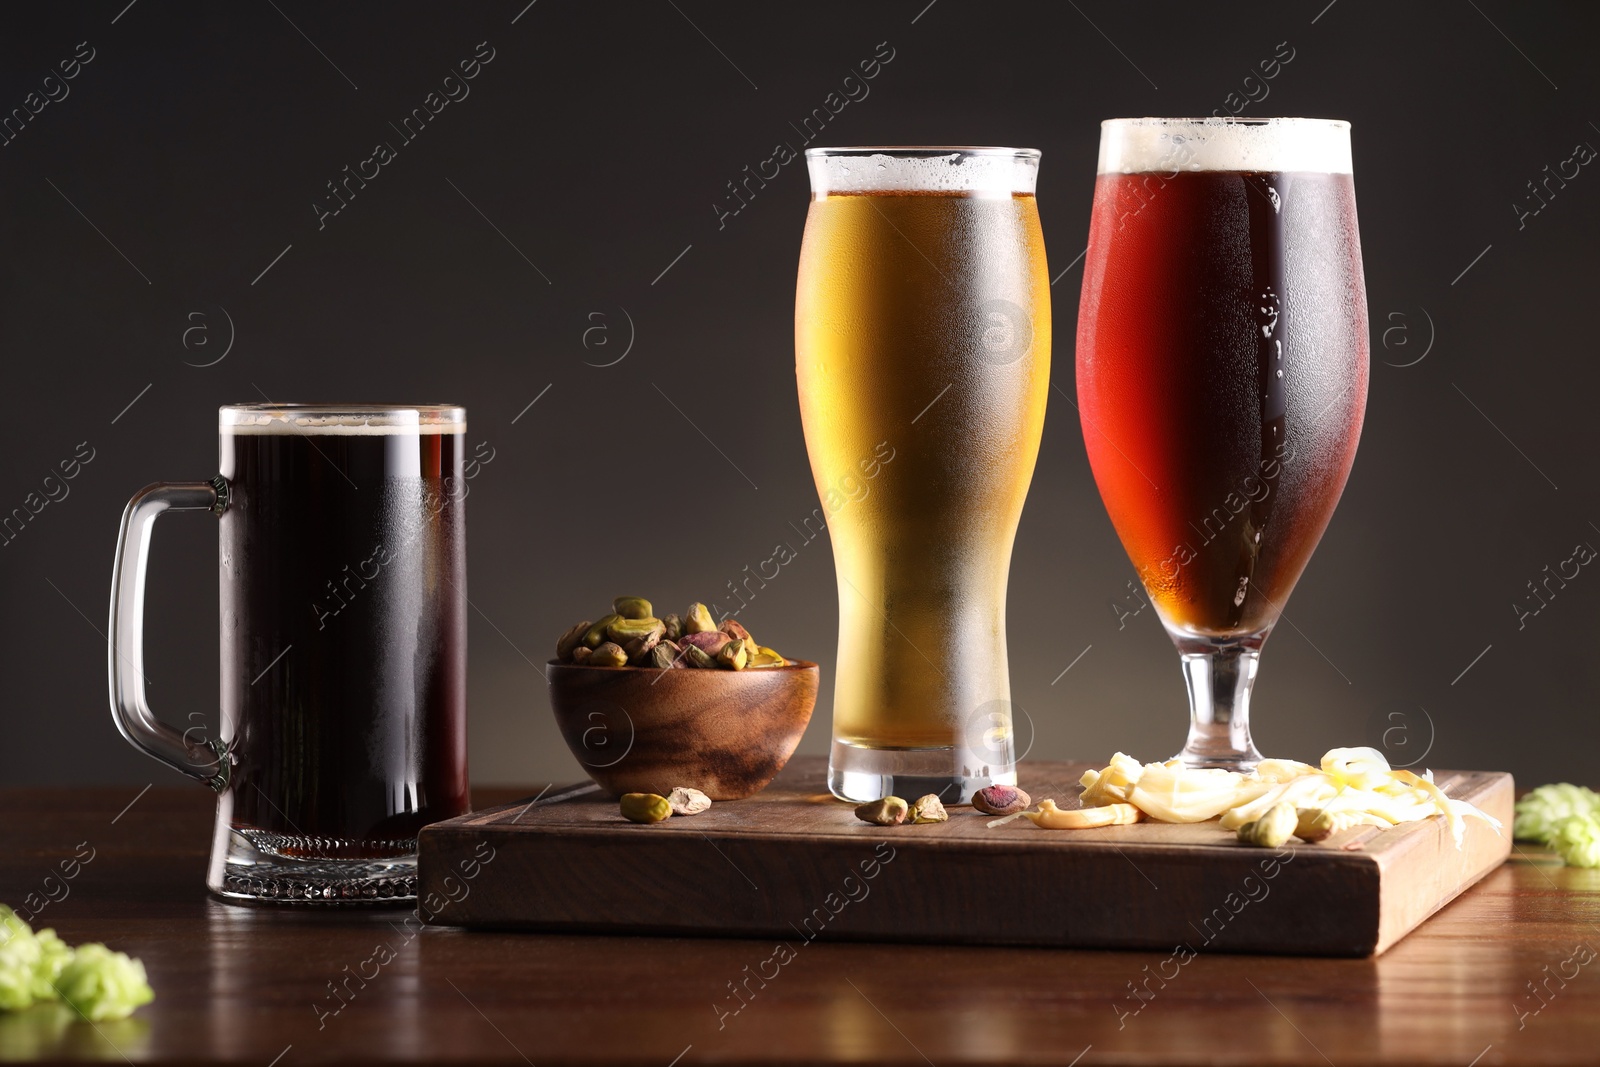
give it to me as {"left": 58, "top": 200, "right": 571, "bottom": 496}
{"left": 108, "top": 404, "right": 471, "bottom": 902}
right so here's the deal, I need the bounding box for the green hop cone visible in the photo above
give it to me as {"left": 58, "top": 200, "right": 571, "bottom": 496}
{"left": 54, "top": 944, "right": 153, "bottom": 1022}
{"left": 0, "top": 941, "right": 38, "bottom": 1011}
{"left": 1514, "top": 783, "right": 1600, "bottom": 843}
{"left": 1553, "top": 814, "right": 1600, "bottom": 869}
{"left": 0, "top": 906, "right": 29, "bottom": 947}
{"left": 0, "top": 906, "right": 41, "bottom": 1011}
{"left": 30, "top": 929, "right": 72, "bottom": 1001}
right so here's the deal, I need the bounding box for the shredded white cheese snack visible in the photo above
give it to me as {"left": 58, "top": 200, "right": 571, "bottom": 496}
{"left": 1077, "top": 747, "right": 1500, "bottom": 847}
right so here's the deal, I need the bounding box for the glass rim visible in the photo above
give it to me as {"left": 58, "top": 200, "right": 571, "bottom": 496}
{"left": 1101, "top": 116, "right": 1350, "bottom": 130}
{"left": 805, "top": 145, "right": 1041, "bottom": 160}
{"left": 805, "top": 147, "right": 1040, "bottom": 196}
{"left": 1097, "top": 116, "right": 1352, "bottom": 175}
{"left": 219, "top": 403, "right": 466, "bottom": 435}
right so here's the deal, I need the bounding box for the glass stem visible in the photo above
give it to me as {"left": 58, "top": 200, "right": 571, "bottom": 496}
{"left": 1175, "top": 638, "right": 1265, "bottom": 770}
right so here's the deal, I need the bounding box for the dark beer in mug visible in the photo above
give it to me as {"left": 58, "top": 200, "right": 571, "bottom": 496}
{"left": 217, "top": 407, "right": 470, "bottom": 881}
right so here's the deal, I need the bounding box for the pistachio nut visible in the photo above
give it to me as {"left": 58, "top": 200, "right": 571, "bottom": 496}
{"left": 716, "top": 638, "right": 749, "bottom": 671}
{"left": 855, "top": 796, "right": 908, "bottom": 826}
{"left": 623, "top": 628, "right": 663, "bottom": 661}
{"left": 607, "top": 616, "right": 665, "bottom": 646}
{"left": 583, "top": 614, "right": 622, "bottom": 649}
{"left": 972, "top": 785, "right": 1031, "bottom": 816}
{"left": 613, "top": 596, "right": 653, "bottom": 620}
{"left": 1237, "top": 801, "right": 1298, "bottom": 849}
{"left": 679, "top": 630, "right": 731, "bottom": 657}
{"left": 646, "top": 641, "right": 683, "bottom": 669}
{"left": 746, "top": 646, "right": 786, "bottom": 668}
{"left": 620, "top": 793, "right": 671, "bottom": 824}
{"left": 681, "top": 645, "right": 716, "bottom": 669}
{"left": 667, "top": 786, "right": 712, "bottom": 816}
{"left": 557, "top": 620, "right": 592, "bottom": 661}
{"left": 684, "top": 602, "right": 716, "bottom": 634}
{"left": 909, "top": 794, "right": 948, "bottom": 823}
{"left": 1294, "top": 807, "right": 1336, "bottom": 843}
{"left": 560, "top": 598, "right": 800, "bottom": 673}
{"left": 589, "top": 641, "right": 629, "bottom": 668}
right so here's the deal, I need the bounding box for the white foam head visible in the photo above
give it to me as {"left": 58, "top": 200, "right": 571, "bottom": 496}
{"left": 220, "top": 404, "right": 466, "bottom": 435}
{"left": 1097, "top": 118, "right": 1351, "bottom": 175}
{"left": 806, "top": 147, "right": 1040, "bottom": 197}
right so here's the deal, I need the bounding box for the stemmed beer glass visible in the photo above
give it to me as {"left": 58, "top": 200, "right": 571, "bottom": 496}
{"left": 1076, "top": 118, "right": 1368, "bottom": 769}
{"left": 796, "top": 148, "right": 1051, "bottom": 802}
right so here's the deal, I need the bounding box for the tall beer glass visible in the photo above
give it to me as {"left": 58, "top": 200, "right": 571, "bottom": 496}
{"left": 797, "top": 147, "right": 1050, "bottom": 802}
{"left": 1077, "top": 118, "right": 1368, "bottom": 769}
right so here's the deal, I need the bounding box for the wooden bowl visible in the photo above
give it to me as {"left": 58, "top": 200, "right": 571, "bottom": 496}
{"left": 547, "top": 661, "right": 818, "bottom": 800}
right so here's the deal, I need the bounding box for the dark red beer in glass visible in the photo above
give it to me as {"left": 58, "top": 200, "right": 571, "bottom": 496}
{"left": 1077, "top": 118, "right": 1368, "bottom": 768}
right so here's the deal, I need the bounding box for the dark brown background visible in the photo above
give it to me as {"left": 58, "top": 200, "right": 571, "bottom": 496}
{"left": 2, "top": 0, "right": 1595, "bottom": 791}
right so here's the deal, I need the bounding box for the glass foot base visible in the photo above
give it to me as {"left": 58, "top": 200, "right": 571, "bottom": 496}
{"left": 828, "top": 740, "right": 1015, "bottom": 804}
{"left": 1170, "top": 749, "right": 1263, "bottom": 773}
{"left": 209, "top": 828, "right": 419, "bottom": 905}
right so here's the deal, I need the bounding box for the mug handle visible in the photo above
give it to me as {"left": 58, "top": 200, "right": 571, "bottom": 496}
{"left": 108, "top": 478, "right": 231, "bottom": 790}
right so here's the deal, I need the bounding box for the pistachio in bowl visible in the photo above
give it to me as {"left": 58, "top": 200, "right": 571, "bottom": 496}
{"left": 554, "top": 597, "right": 792, "bottom": 671}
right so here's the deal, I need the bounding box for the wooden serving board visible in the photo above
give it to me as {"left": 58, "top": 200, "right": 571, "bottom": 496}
{"left": 418, "top": 757, "right": 1512, "bottom": 957}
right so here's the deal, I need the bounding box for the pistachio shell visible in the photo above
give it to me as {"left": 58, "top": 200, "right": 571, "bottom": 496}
{"left": 667, "top": 787, "right": 712, "bottom": 815}
{"left": 622, "top": 627, "right": 663, "bottom": 661}
{"left": 646, "top": 641, "right": 683, "bottom": 669}
{"left": 855, "top": 797, "right": 908, "bottom": 826}
{"left": 716, "top": 638, "right": 749, "bottom": 671}
{"left": 557, "top": 620, "right": 592, "bottom": 661}
{"left": 909, "top": 794, "right": 948, "bottom": 823}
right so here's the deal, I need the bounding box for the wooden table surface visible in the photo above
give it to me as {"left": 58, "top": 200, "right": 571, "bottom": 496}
{"left": 3, "top": 786, "right": 1597, "bottom": 1066}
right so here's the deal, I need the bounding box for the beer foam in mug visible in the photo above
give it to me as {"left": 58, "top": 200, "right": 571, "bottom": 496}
{"left": 1098, "top": 117, "right": 1351, "bottom": 175}
{"left": 807, "top": 148, "right": 1040, "bottom": 196}
{"left": 221, "top": 405, "right": 466, "bottom": 435}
